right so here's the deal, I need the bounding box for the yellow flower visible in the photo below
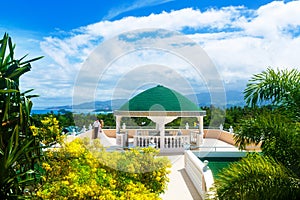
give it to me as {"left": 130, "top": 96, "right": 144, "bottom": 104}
{"left": 41, "top": 176, "right": 46, "bottom": 181}
{"left": 42, "top": 163, "right": 52, "bottom": 171}
{"left": 62, "top": 180, "right": 69, "bottom": 185}
{"left": 29, "top": 125, "right": 39, "bottom": 136}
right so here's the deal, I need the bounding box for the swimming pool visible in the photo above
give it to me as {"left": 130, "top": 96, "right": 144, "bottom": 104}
{"left": 193, "top": 151, "right": 246, "bottom": 178}
{"left": 200, "top": 157, "right": 241, "bottom": 178}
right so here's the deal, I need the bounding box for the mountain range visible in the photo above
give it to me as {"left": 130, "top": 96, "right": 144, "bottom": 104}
{"left": 48, "top": 90, "right": 245, "bottom": 111}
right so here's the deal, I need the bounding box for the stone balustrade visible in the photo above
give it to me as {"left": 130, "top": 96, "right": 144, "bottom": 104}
{"left": 134, "top": 135, "right": 190, "bottom": 153}
{"left": 184, "top": 150, "right": 214, "bottom": 199}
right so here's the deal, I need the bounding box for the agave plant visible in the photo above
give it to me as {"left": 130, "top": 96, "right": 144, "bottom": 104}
{"left": 0, "top": 33, "right": 43, "bottom": 197}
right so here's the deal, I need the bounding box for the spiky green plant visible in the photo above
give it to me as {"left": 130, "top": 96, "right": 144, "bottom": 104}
{"left": 0, "top": 33, "right": 43, "bottom": 198}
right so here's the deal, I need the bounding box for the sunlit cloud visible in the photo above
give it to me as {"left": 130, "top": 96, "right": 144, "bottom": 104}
{"left": 16, "top": 0, "right": 300, "bottom": 107}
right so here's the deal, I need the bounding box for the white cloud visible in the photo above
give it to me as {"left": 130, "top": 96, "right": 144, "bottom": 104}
{"left": 82, "top": 7, "right": 244, "bottom": 39}
{"left": 243, "top": 1, "right": 300, "bottom": 38}
{"left": 28, "top": 1, "right": 300, "bottom": 107}
{"left": 104, "top": 0, "right": 175, "bottom": 20}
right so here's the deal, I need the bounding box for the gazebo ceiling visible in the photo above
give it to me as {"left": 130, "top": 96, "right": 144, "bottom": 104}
{"left": 114, "top": 85, "right": 206, "bottom": 117}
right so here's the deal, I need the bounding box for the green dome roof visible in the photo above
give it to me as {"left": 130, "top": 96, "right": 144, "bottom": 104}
{"left": 119, "top": 85, "right": 201, "bottom": 112}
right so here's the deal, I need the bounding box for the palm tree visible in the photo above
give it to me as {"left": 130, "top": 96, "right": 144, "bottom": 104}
{"left": 0, "top": 33, "right": 43, "bottom": 197}
{"left": 238, "top": 68, "right": 300, "bottom": 175}
{"left": 244, "top": 68, "right": 300, "bottom": 120}
{"left": 210, "top": 154, "right": 300, "bottom": 200}
{"left": 234, "top": 110, "right": 300, "bottom": 176}
{"left": 210, "top": 68, "right": 300, "bottom": 199}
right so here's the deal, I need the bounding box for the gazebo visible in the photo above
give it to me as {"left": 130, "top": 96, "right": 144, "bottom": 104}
{"left": 113, "top": 85, "right": 206, "bottom": 153}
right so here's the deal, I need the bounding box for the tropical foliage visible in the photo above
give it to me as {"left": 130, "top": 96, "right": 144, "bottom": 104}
{"left": 211, "top": 68, "right": 300, "bottom": 199}
{"left": 234, "top": 110, "right": 300, "bottom": 176}
{"left": 0, "top": 33, "right": 43, "bottom": 197}
{"left": 211, "top": 154, "right": 300, "bottom": 200}
{"left": 35, "top": 138, "right": 171, "bottom": 199}
{"left": 244, "top": 68, "right": 300, "bottom": 120}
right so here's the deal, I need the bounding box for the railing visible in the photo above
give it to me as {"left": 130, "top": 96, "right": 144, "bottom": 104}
{"left": 198, "top": 146, "right": 241, "bottom": 152}
{"left": 136, "top": 129, "right": 159, "bottom": 136}
{"left": 163, "top": 136, "right": 190, "bottom": 149}
{"left": 116, "top": 133, "right": 128, "bottom": 147}
{"left": 134, "top": 135, "right": 190, "bottom": 152}
{"left": 198, "top": 146, "right": 261, "bottom": 151}
{"left": 184, "top": 150, "right": 214, "bottom": 199}
{"left": 134, "top": 136, "right": 161, "bottom": 148}
{"left": 64, "top": 129, "right": 94, "bottom": 144}
{"left": 190, "top": 131, "right": 198, "bottom": 144}
{"left": 135, "top": 129, "right": 184, "bottom": 136}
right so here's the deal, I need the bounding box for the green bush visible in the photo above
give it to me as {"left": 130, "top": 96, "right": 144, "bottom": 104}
{"left": 36, "top": 138, "right": 171, "bottom": 199}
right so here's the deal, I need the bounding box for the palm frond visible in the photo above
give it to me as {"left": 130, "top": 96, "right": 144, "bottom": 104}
{"left": 212, "top": 154, "right": 300, "bottom": 200}
{"left": 244, "top": 68, "right": 300, "bottom": 115}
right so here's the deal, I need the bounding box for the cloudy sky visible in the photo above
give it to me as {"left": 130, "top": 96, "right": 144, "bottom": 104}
{"left": 1, "top": 0, "right": 300, "bottom": 108}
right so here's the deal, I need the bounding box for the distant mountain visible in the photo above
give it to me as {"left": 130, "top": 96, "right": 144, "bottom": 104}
{"left": 48, "top": 90, "right": 245, "bottom": 111}
{"left": 225, "top": 90, "right": 245, "bottom": 107}
{"left": 47, "top": 99, "right": 126, "bottom": 111}
{"left": 188, "top": 90, "right": 245, "bottom": 108}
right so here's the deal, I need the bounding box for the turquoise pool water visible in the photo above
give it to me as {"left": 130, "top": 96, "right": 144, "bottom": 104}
{"left": 200, "top": 157, "right": 241, "bottom": 178}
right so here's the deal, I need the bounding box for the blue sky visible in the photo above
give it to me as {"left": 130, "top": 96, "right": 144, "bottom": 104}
{"left": 1, "top": 0, "right": 278, "bottom": 31}
{"left": 1, "top": 0, "right": 300, "bottom": 108}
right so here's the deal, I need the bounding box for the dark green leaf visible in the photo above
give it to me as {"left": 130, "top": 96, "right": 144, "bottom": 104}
{"left": 19, "top": 55, "right": 43, "bottom": 65}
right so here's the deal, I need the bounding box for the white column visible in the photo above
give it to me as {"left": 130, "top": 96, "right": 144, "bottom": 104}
{"left": 116, "top": 116, "right": 122, "bottom": 134}
{"left": 159, "top": 122, "right": 165, "bottom": 150}
{"left": 197, "top": 116, "right": 204, "bottom": 146}
{"left": 199, "top": 116, "right": 204, "bottom": 134}
{"left": 155, "top": 123, "right": 159, "bottom": 132}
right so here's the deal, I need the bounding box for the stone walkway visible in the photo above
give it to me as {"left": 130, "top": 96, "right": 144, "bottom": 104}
{"left": 99, "top": 131, "right": 202, "bottom": 200}
{"left": 160, "top": 154, "right": 202, "bottom": 200}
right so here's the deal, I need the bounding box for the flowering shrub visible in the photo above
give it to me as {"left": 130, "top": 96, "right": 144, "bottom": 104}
{"left": 35, "top": 138, "right": 171, "bottom": 199}
{"left": 30, "top": 115, "right": 64, "bottom": 146}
